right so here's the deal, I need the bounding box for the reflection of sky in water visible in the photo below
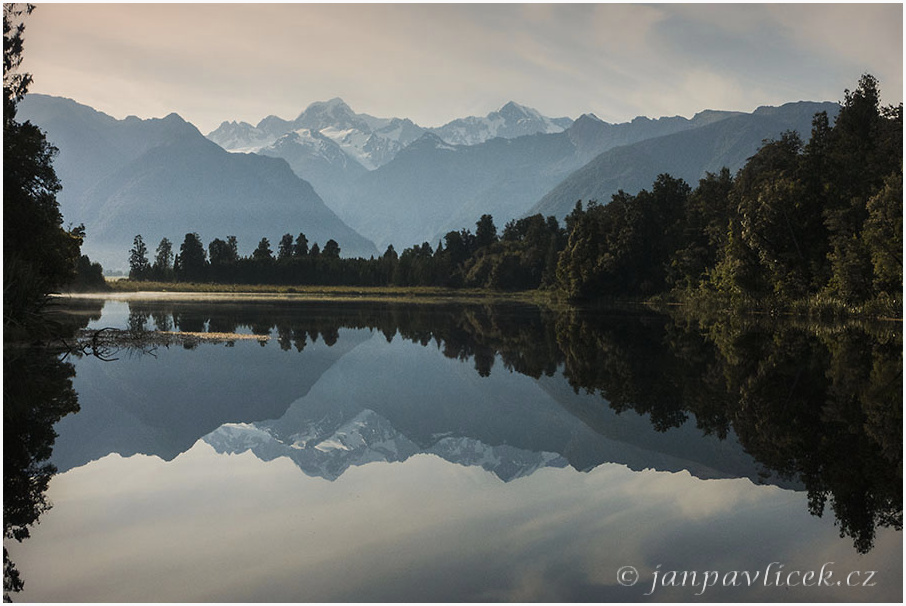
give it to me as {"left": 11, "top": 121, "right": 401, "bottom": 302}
{"left": 9, "top": 445, "right": 902, "bottom": 602}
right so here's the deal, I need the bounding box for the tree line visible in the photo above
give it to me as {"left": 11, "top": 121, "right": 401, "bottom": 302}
{"left": 128, "top": 212, "right": 566, "bottom": 290}
{"left": 126, "top": 74, "right": 901, "bottom": 314}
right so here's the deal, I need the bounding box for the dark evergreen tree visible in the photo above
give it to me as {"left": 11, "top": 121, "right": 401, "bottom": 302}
{"left": 823, "top": 75, "right": 902, "bottom": 302}
{"left": 153, "top": 237, "right": 174, "bottom": 279}
{"left": 252, "top": 237, "right": 273, "bottom": 262}
{"left": 475, "top": 214, "right": 498, "bottom": 249}
{"left": 128, "top": 234, "right": 150, "bottom": 280}
{"left": 293, "top": 232, "right": 309, "bottom": 257}
{"left": 277, "top": 233, "right": 294, "bottom": 261}
{"left": 322, "top": 239, "right": 341, "bottom": 259}
{"left": 176, "top": 232, "right": 206, "bottom": 281}
{"left": 226, "top": 236, "right": 239, "bottom": 263}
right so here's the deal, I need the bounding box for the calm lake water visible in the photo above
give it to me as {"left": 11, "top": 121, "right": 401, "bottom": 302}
{"left": 5, "top": 296, "right": 902, "bottom": 602}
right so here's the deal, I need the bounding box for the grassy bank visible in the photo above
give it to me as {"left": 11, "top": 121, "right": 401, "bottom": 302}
{"left": 79, "top": 278, "right": 903, "bottom": 321}
{"left": 93, "top": 279, "right": 560, "bottom": 306}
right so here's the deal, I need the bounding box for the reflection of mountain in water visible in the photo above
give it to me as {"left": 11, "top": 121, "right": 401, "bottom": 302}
{"left": 43, "top": 298, "right": 903, "bottom": 557}
{"left": 206, "top": 411, "right": 569, "bottom": 482}
{"left": 51, "top": 325, "right": 370, "bottom": 472}
{"left": 202, "top": 332, "right": 782, "bottom": 485}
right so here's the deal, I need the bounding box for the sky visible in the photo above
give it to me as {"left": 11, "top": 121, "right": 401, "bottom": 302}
{"left": 19, "top": 3, "right": 904, "bottom": 134}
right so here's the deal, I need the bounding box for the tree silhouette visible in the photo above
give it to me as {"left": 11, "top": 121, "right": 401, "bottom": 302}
{"left": 177, "top": 233, "right": 206, "bottom": 281}
{"left": 128, "top": 234, "right": 150, "bottom": 280}
{"left": 4, "top": 4, "right": 83, "bottom": 336}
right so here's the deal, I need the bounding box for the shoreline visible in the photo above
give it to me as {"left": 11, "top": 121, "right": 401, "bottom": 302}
{"left": 58, "top": 285, "right": 558, "bottom": 306}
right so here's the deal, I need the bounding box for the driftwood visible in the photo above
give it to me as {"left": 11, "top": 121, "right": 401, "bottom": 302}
{"left": 66, "top": 327, "right": 270, "bottom": 360}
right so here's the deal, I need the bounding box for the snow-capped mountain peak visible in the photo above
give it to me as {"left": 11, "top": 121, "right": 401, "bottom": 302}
{"left": 208, "top": 98, "right": 427, "bottom": 171}
{"left": 294, "top": 97, "right": 365, "bottom": 132}
{"left": 429, "top": 101, "right": 572, "bottom": 146}
{"left": 497, "top": 100, "right": 542, "bottom": 122}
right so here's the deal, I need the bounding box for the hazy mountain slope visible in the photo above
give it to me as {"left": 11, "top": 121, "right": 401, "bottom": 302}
{"left": 16, "top": 94, "right": 199, "bottom": 216}
{"left": 17, "top": 94, "right": 378, "bottom": 270}
{"left": 206, "top": 99, "right": 577, "bottom": 212}
{"left": 83, "top": 134, "right": 377, "bottom": 264}
{"left": 329, "top": 109, "right": 744, "bottom": 249}
{"left": 531, "top": 101, "right": 841, "bottom": 219}
{"left": 255, "top": 129, "right": 370, "bottom": 208}
{"left": 335, "top": 132, "right": 579, "bottom": 249}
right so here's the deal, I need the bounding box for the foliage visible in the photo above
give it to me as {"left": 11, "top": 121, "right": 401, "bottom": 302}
{"left": 556, "top": 75, "right": 901, "bottom": 316}
{"left": 127, "top": 213, "right": 564, "bottom": 292}
{"left": 67, "top": 254, "right": 108, "bottom": 292}
{"left": 176, "top": 232, "right": 206, "bottom": 281}
{"left": 3, "top": 4, "right": 100, "bottom": 337}
{"left": 557, "top": 174, "right": 690, "bottom": 299}
{"left": 128, "top": 234, "right": 150, "bottom": 279}
{"left": 151, "top": 237, "right": 174, "bottom": 280}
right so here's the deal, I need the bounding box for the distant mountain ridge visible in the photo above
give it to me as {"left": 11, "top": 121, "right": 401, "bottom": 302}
{"left": 17, "top": 94, "right": 378, "bottom": 270}
{"left": 207, "top": 98, "right": 573, "bottom": 168}
{"left": 531, "top": 101, "right": 841, "bottom": 219}
{"left": 325, "top": 105, "right": 797, "bottom": 249}
{"left": 431, "top": 100, "right": 573, "bottom": 146}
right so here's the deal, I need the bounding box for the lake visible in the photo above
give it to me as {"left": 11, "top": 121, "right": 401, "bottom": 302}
{"left": 4, "top": 296, "right": 902, "bottom": 602}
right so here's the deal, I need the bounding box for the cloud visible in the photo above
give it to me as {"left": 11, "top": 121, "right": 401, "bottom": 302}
{"left": 9, "top": 443, "right": 902, "bottom": 602}
{"left": 19, "top": 3, "right": 903, "bottom": 133}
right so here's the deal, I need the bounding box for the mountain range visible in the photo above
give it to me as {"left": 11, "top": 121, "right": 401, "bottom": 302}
{"left": 207, "top": 98, "right": 573, "bottom": 169}
{"left": 206, "top": 96, "right": 838, "bottom": 249}
{"left": 18, "top": 93, "right": 840, "bottom": 268}
{"left": 17, "top": 94, "right": 379, "bottom": 271}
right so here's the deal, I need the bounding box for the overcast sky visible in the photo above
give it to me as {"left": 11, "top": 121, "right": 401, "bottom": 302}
{"left": 19, "top": 3, "right": 903, "bottom": 134}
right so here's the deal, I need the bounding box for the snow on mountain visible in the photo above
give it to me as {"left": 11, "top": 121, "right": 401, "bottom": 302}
{"left": 266, "top": 129, "right": 349, "bottom": 165}
{"left": 206, "top": 120, "right": 277, "bottom": 153}
{"left": 292, "top": 97, "right": 369, "bottom": 132}
{"left": 205, "top": 410, "right": 419, "bottom": 481}
{"left": 430, "top": 101, "right": 573, "bottom": 146}
{"left": 203, "top": 409, "right": 567, "bottom": 482}
{"left": 207, "top": 99, "right": 572, "bottom": 171}
{"left": 207, "top": 98, "right": 426, "bottom": 172}
{"left": 427, "top": 436, "right": 569, "bottom": 481}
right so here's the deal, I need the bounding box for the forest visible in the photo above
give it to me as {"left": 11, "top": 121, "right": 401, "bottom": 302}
{"left": 125, "top": 75, "right": 902, "bottom": 317}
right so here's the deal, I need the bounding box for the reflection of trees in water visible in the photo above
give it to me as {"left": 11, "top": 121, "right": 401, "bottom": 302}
{"left": 3, "top": 350, "right": 80, "bottom": 600}
{"left": 122, "top": 300, "right": 901, "bottom": 553}
{"left": 4, "top": 300, "right": 102, "bottom": 601}
{"left": 557, "top": 309, "right": 902, "bottom": 555}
